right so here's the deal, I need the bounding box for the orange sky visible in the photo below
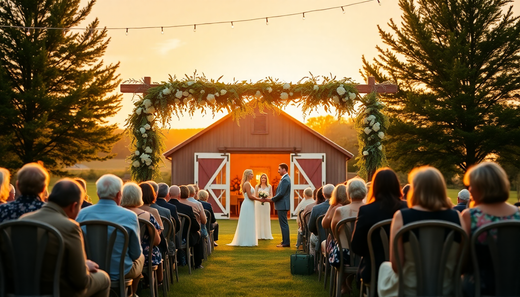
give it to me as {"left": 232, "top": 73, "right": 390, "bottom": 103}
{"left": 79, "top": 0, "right": 520, "bottom": 129}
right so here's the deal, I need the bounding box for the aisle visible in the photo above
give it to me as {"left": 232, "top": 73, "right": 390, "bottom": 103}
{"left": 138, "top": 219, "right": 330, "bottom": 296}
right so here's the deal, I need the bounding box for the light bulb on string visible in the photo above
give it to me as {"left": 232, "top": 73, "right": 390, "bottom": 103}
{"left": 25, "top": 28, "right": 30, "bottom": 36}
{"left": 193, "top": 24, "right": 196, "bottom": 32}
{"left": 125, "top": 28, "right": 128, "bottom": 35}
{"left": 231, "top": 22, "right": 234, "bottom": 29}
{"left": 341, "top": 6, "right": 345, "bottom": 14}
{"left": 302, "top": 13, "right": 305, "bottom": 20}
{"left": 377, "top": 0, "right": 381, "bottom": 5}
{"left": 161, "top": 27, "right": 164, "bottom": 34}
{"left": 266, "top": 17, "right": 269, "bottom": 25}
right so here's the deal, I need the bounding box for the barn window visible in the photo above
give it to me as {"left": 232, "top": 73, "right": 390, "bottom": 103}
{"left": 252, "top": 115, "right": 268, "bottom": 134}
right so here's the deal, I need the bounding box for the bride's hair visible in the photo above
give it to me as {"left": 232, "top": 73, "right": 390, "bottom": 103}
{"left": 259, "top": 173, "right": 270, "bottom": 187}
{"left": 241, "top": 169, "right": 253, "bottom": 191}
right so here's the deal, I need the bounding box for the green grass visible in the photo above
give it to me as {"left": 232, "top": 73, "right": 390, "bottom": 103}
{"left": 446, "top": 188, "right": 518, "bottom": 205}
{"left": 137, "top": 219, "right": 329, "bottom": 297}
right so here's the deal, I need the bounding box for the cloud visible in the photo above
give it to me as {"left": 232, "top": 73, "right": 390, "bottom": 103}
{"left": 155, "top": 39, "right": 184, "bottom": 55}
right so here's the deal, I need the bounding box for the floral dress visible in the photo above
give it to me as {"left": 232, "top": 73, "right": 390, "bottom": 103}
{"left": 139, "top": 213, "right": 163, "bottom": 266}
{"left": 0, "top": 195, "right": 45, "bottom": 223}
{"left": 466, "top": 207, "right": 520, "bottom": 295}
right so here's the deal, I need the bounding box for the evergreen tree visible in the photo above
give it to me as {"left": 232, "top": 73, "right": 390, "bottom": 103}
{"left": 362, "top": 0, "right": 520, "bottom": 175}
{"left": 0, "top": 0, "right": 121, "bottom": 172}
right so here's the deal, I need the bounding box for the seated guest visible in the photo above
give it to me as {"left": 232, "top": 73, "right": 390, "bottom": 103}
{"left": 20, "top": 179, "right": 110, "bottom": 297}
{"left": 197, "top": 189, "right": 220, "bottom": 246}
{"left": 401, "top": 184, "right": 410, "bottom": 201}
{"left": 179, "top": 185, "right": 205, "bottom": 269}
{"left": 453, "top": 189, "right": 470, "bottom": 212}
{"left": 76, "top": 174, "right": 144, "bottom": 294}
{"left": 294, "top": 187, "right": 314, "bottom": 248}
{"left": 187, "top": 184, "right": 207, "bottom": 228}
{"left": 333, "top": 178, "right": 367, "bottom": 229}
{"left": 147, "top": 181, "right": 172, "bottom": 225}
{"left": 74, "top": 178, "right": 92, "bottom": 208}
{"left": 0, "top": 167, "right": 11, "bottom": 204}
{"left": 303, "top": 187, "right": 325, "bottom": 218}
{"left": 0, "top": 162, "right": 49, "bottom": 223}
{"left": 180, "top": 185, "right": 207, "bottom": 232}
{"left": 138, "top": 182, "right": 164, "bottom": 230}
{"left": 122, "top": 182, "right": 163, "bottom": 284}
{"left": 168, "top": 185, "right": 202, "bottom": 268}
{"left": 308, "top": 184, "right": 334, "bottom": 256}
{"left": 351, "top": 168, "right": 407, "bottom": 292}
{"left": 7, "top": 184, "right": 15, "bottom": 202}
{"left": 462, "top": 162, "right": 520, "bottom": 295}
{"left": 378, "top": 166, "right": 462, "bottom": 297}
{"left": 155, "top": 182, "right": 181, "bottom": 252}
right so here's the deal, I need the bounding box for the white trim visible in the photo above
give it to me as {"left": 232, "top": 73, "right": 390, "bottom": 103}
{"left": 194, "top": 153, "right": 230, "bottom": 219}
{"left": 290, "top": 153, "right": 326, "bottom": 218}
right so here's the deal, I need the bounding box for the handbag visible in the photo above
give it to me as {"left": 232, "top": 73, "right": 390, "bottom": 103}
{"left": 290, "top": 250, "right": 314, "bottom": 275}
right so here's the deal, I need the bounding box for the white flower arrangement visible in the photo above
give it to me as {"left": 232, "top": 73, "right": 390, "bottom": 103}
{"left": 174, "top": 99, "right": 180, "bottom": 104}
{"left": 200, "top": 90, "right": 205, "bottom": 94}
{"left": 372, "top": 122, "right": 380, "bottom": 132}
{"left": 280, "top": 92, "right": 289, "bottom": 100}
{"left": 147, "top": 115, "right": 154, "bottom": 122}
{"left": 143, "top": 99, "right": 152, "bottom": 108}
{"left": 207, "top": 94, "right": 216, "bottom": 104}
{"left": 175, "top": 90, "right": 183, "bottom": 99}
{"left": 187, "top": 81, "right": 195, "bottom": 86}
{"left": 142, "top": 133, "right": 148, "bottom": 138}
{"left": 162, "top": 88, "right": 171, "bottom": 96}
{"left": 144, "top": 124, "right": 151, "bottom": 130}
{"left": 183, "top": 91, "right": 189, "bottom": 97}
{"left": 145, "top": 146, "right": 153, "bottom": 153}
{"left": 313, "top": 85, "right": 319, "bottom": 91}
{"left": 267, "top": 87, "right": 273, "bottom": 93}
{"left": 283, "top": 83, "right": 291, "bottom": 90}
{"left": 135, "top": 150, "right": 140, "bottom": 156}
{"left": 336, "top": 86, "right": 346, "bottom": 96}
{"left": 363, "top": 151, "right": 369, "bottom": 156}
{"left": 215, "top": 93, "right": 219, "bottom": 97}
{"left": 378, "top": 132, "right": 385, "bottom": 139}
{"left": 189, "top": 89, "right": 194, "bottom": 94}
{"left": 139, "top": 127, "right": 146, "bottom": 134}
{"left": 378, "top": 145, "right": 383, "bottom": 151}
{"left": 183, "top": 98, "right": 188, "bottom": 104}
{"left": 132, "top": 161, "right": 141, "bottom": 167}
{"left": 220, "top": 89, "right": 227, "bottom": 95}
{"left": 255, "top": 91, "right": 262, "bottom": 98}
{"left": 289, "top": 92, "right": 293, "bottom": 96}
{"left": 136, "top": 108, "right": 142, "bottom": 115}
{"left": 333, "top": 95, "right": 340, "bottom": 104}
{"left": 364, "top": 127, "right": 372, "bottom": 135}
{"left": 349, "top": 92, "right": 356, "bottom": 100}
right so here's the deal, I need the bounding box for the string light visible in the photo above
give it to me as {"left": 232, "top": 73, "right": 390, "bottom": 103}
{"left": 161, "top": 26, "right": 164, "bottom": 34}
{"left": 193, "top": 24, "right": 196, "bottom": 32}
{"left": 302, "top": 13, "right": 306, "bottom": 20}
{"left": 25, "top": 28, "right": 30, "bottom": 36}
{"left": 231, "top": 21, "right": 234, "bottom": 29}
{"left": 0, "top": 0, "right": 376, "bottom": 33}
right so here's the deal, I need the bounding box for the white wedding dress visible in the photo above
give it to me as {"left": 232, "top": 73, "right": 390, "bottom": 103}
{"left": 227, "top": 185, "right": 258, "bottom": 246}
{"left": 255, "top": 185, "right": 273, "bottom": 240}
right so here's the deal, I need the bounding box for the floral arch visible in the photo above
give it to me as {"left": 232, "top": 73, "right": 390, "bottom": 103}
{"left": 124, "top": 73, "right": 392, "bottom": 182}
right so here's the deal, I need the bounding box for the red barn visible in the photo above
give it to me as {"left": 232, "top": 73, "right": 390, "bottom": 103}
{"left": 164, "top": 108, "right": 353, "bottom": 219}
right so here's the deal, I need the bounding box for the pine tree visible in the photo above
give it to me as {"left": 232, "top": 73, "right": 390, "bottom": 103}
{"left": 362, "top": 0, "right": 520, "bottom": 175}
{"left": 0, "top": 0, "right": 122, "bottom": 172}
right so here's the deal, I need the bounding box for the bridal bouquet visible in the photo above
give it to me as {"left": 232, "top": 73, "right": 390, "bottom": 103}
{"left": 258, "top": 191, "right": 268, "bottom": 205}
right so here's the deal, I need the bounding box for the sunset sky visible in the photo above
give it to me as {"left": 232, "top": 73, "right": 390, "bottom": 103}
{"left": 79, "top": 0, "right": 520, "bottom": 129}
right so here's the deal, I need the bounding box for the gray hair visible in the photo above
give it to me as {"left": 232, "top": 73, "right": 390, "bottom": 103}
{"left": 304, "top": 187, "right": 313, "bottom": 198}
{"left": 347, "top": 178, "right": 367, "bottom": 201}
{"left": 96, "top": 174, "right": 123, "bottom": 200}
{"left": 323, "top": 184, "right": 335, "bottom": 199}
{"left": 458, "top": 189, "right": 470, "bottom": 201}
{"left": 121, "top": 182, "right": 143, "bottom": 207}
{"left": 157, "top": 183, "right": 169, "bottom": 198}
{"left": 169, "top": 185, "right": 180, "bottom": 199}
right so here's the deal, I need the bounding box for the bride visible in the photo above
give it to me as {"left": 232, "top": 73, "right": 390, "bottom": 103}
{"left": 255, "top": 173, "right": 274, "bottom": 240}
{"left": 227, "top": 169, "right": 266, "bottom": 246}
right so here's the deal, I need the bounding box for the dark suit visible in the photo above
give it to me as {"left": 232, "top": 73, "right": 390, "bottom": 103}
{"left": 201, "top": 200, "right": 219, "bottom": 241}
{"left": 453, "top": 202, "right": 467, "bottom": 212}
{"left": 308, "top": 200, "right": 330, "bottom": 236}
{"left": 156, "top": 198, "right": 181, "bottom": 233}
{"left": 169, "top": 198, "right": 203, "bottom": 267}
{"left": 351, "top": 200, "right": 408, "bottom": 286}
{"left": 271, "top": 173, "right": 291, "bottom": 245}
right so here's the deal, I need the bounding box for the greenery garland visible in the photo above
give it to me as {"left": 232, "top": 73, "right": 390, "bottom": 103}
{"left": 126, "top": 73, "right": 368, "bottom": 182}
{"left": 355, "top": 92, "right": 389, "bottom": 180}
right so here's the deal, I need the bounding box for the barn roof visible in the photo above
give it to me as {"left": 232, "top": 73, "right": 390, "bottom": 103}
{"left": 163, "top": 108, "right": 354, "bottom": 160}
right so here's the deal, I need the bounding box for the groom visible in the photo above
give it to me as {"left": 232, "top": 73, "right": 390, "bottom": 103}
{"left": 268, "top": 163, "right": 291, "bottom": 248}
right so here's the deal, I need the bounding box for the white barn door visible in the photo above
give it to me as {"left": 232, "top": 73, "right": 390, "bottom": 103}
{"left": 290, "top": 153, "right": 326, "bottom": 218}
{"left": 194, "top": 153, "right": 230, "bottom": 219}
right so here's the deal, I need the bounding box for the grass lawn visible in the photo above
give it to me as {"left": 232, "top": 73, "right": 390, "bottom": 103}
{"left": 137, "top": 219, "right": 330, "bottom": 297}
